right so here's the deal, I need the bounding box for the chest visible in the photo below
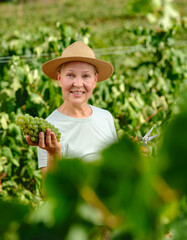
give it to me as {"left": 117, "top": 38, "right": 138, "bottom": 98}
{"left": 57, "top": 121, "right": 113, "bottom": 158}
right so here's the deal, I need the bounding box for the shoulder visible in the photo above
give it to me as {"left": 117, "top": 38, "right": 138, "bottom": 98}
{"left": 46, "top": 109, "right": 58, "bottom": 121}
{"left": 45, "top": 109, "right": 63, "bottom": 124}
{"left": 91, "top": 105, "right": 113, "bottom": 119}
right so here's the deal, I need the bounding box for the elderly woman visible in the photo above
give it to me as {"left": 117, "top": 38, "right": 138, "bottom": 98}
{"left": 26, "top": 41, "right": 118, "bottom": 178}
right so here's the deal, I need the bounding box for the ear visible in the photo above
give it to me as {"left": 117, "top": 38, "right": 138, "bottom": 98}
{"left": 57, "top": 72, "right": 62, "bottom": 87}
{"left": 93, "top": 73, "right": 98, "bottom": 88}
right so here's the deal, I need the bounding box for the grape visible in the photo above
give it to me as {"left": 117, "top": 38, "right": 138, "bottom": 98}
{"left": 31, "top": 137, "right": 36, "bottom": 142}
{"left": 15, "top": 113, "right": 61, "bottom": 143}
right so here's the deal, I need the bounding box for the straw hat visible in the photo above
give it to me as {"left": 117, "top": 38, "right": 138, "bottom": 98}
{"left": 42, "top": 41, "right": 114, "bottom": 82}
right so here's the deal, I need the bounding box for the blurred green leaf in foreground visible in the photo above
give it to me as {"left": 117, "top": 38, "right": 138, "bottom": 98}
{"left": 0, "top": 87, "right": 187, "bottom": 239}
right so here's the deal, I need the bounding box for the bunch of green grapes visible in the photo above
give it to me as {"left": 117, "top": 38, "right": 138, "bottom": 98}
{"left": 16, "top": 114, "right": 61, "bottom": 143}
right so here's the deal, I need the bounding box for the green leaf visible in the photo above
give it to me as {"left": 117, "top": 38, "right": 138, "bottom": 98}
{"left": 12, "top": 158, "right": 20, "bottom": 167}
{"left": 0, "top": 200, "right": 29, "bottom": 234}
{"left": 95, "top": 135, "right": 158, "bottom": 235}
{"left": 159, "top": 102, "right": 187, "bottom": 195}
{"left": 0, "top": 113, "right": 9, "bottom": 129}
{"left": 0, "top": 146, "right": 13, "bottom": 161}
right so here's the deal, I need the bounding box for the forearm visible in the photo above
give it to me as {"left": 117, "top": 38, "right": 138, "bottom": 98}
{"left": 41, "top": 150, "right": 62, "bottom": 197}
{"left": 47, "top": 150, "right": 62, "bottom": 170}
{"left": 40, "top": 150, "right": 62, "bottom": 179}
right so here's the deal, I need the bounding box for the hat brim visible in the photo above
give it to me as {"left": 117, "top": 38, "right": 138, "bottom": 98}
{"left": 42, "top": 56, "right": 114, "bottom": 82}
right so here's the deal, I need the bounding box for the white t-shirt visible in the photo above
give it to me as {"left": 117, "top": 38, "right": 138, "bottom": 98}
{"left": 37, "top": 105, "right": 118, "bottom": 168}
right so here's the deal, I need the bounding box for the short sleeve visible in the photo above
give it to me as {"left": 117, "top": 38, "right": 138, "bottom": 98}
{"left": 37, "top": 147, "right": 47, "bottom": 168}
{"left": 108, "top": 112, "right": 118, "bottom": 142}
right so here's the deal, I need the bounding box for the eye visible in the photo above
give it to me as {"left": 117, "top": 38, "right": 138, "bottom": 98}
{"left": 83, "top": 74, "right": 90, "bottom": 78}
{"left": 67, "top": 73, "right": 74, "bottom": 77}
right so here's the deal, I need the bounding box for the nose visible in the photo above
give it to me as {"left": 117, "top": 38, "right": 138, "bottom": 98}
{"left": 73, "top": 76, "right": 83, "bottom": 87}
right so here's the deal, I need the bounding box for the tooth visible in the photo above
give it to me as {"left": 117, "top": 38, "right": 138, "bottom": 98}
{"left": 73, "top": 92, "right": 83, "bottom": 94}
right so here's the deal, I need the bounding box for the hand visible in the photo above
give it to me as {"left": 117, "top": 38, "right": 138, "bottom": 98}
{"left": 25, "top": 128, "right": 62, "bottom": 155}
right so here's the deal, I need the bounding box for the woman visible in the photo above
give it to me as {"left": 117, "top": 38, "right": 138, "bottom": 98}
{"left": 26, "top": 41, "right": 118, "bottom": 178}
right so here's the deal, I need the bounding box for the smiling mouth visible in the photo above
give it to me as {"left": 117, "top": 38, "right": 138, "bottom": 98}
{"left": 70, "top": 91, "right": 85, "bottom": 95}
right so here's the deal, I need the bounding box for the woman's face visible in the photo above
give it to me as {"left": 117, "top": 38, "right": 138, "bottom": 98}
{"left": 57, "top": 61, "right": 98, "bottom": 106}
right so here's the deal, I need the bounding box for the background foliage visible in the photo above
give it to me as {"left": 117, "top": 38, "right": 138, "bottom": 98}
{"left": 0, "top": 0, "right": 187, "bottom": 239}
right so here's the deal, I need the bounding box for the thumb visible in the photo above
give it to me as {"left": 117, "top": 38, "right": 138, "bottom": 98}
{"left": 25, "top": 135, "right": 30, "bottom": 142}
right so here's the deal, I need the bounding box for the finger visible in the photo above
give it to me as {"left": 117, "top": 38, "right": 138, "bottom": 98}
{"left": 38, "top": 132, "right": 45, "bottom": 148}
{"left": 51, "top": 132, "right": 57, "bottom": 144}
{"left": 45, "top": 129, "right": 51, "bottom": 146}
{"left": 25, "top": 135, "right": 38, "bottom": 146}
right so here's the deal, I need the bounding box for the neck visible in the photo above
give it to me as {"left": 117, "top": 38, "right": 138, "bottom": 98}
{"left": 58, "top": 103, "right": 92, "bottom": 118}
